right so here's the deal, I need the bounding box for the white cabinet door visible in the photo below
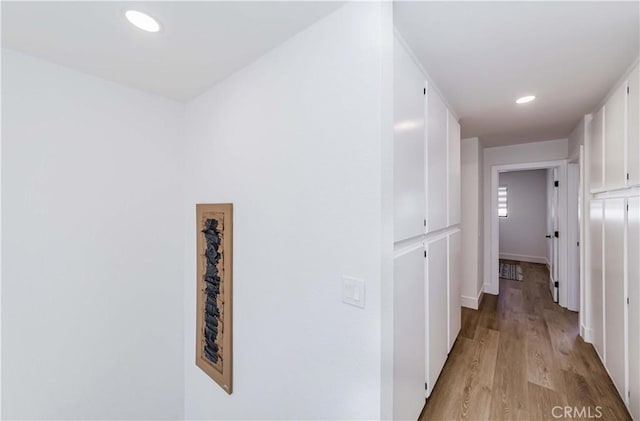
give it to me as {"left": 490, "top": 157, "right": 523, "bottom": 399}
{"left": 394, "top": 39, "right": 426, "bottom": 242}
{"left": 590, "top": 199, "right": 604, "bottom": 358}
{"left": 393, "top": 248, "right": 426, "bottom": 421}
{"left": 605, "top": 85, "right": 627, "bottom": 190}
{"left": 590, "top": 108, "right": 605, "bottom": 192}
{"left": 426, "top": 87, "right": 448, "bottom": 233}
{"left": 604, "top": 198, "right": 626, "bottom": 398}
{"left": 447, "top": 111, "right": 461, "bottom": 226}
{"left": 447, "top": 230, "right": 461, "bottom": 351}
{"left": 627, "top": 197, "right": 639, "bottom": 419}
{"left": 627, "top": 197, "right": 640, "bottom": 420}
{"left": 425, "top": 237, "right": 448, "bottom": 396}
{"left": 628, "top": 65, "right": 639, "bottom": 186}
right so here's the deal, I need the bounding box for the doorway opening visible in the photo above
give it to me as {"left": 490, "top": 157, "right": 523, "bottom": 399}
{"left": 497, "top": 169, "right": 554, "bottom": 298}
{"left": 489, "top": 159, "right": 579, "bottom": 315}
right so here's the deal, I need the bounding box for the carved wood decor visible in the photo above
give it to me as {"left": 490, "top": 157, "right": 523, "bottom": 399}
{"left": 196, "top": 203, "right": 233, "bottom": 393}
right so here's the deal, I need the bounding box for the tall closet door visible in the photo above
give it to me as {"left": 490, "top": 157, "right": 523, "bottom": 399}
{"left": 426, "top": 88, "right": 448, "bottom": 233}
{"left": 447, "top": 230, "right": 461, "bottom": 351}
{"left": 393, "top": 38, "right": 426, "bottom": 242}
{"left": 425, "top": 237, "right": 448, "bottom": 396}
{"left": 590, "top": 108, "right": 605, "bottom": 192}
{"left": 628, "top": 197, "right": 640, "bottom": 419}
{"left": 447, "top": 111, "right": 461, "bottom": 226}
{"left": 628, "top": 65, "right": 640, "bottom": 186}
{"left": 604, "top": 198, "right": 626, "bottom": 397}
{"left": 590, "top": 200, "right": 604, "bottom": 358}
{"left": 604, "top": 85, "right": 627, "bottom": 190}
{"left": 393, "top": 248, "right": 425, "bottom": 421}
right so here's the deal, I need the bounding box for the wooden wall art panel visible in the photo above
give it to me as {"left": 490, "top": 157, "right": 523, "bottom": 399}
{"left": 196, "top": 203, "right": 233, "bottom": 394}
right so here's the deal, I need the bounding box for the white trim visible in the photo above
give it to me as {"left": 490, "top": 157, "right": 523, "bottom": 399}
{"left": 567, "top": 163, "right": 580, "bottom": 312}
{"left": 593, "top": 186, "right": 640, "bottom": 199}
{"left": 582, "top": 115, "right": 593, "bottom": 344}
{"left": 499, "top": 253, "right": 547, "bottom": 264}
{"left": 582, "top": 325, "right": 594, "bottom": 344}
{"left": 393, "top": 226, "right": 460, "bottom": 256}
{"left": 379, "top": 4, "right": 395, "bottom": 418}
{"left": 579, "top": 144, "right": 586, "bottom": 341}
{"left": 460, "top": 289, "right": 484, "bottom": 310}
{"left": 602, "top": 200, "right": 607, "bottom": 364}
{"left": 393, "top": 241, "right": 424, "bottom": 259}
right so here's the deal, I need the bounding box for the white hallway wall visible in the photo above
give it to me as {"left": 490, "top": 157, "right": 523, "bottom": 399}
{"left": 182, "top": 3, "right": 393, "bottom": 419}
{"left": 461, "top": 137, "right": 483, "bottom": 308}
{"left": 498, "top": 169, "right": 548, "bottom": 263}
{"left": 1, "top": 49, "right": 185, "bottom": 419}
{"left": 3, "top": 3, "right": 401, "bottom": 419}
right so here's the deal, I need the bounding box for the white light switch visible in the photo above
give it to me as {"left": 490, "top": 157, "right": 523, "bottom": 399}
{"left": 342, "top": 276, "right": 365, "bottom": 308}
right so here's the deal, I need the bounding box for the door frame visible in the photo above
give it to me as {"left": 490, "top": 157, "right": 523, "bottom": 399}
{"left": 567, "top": 162, "right": 581, "bottom": 312}
{"left": 489, "top": 159, "right": 570, "bottom": 308}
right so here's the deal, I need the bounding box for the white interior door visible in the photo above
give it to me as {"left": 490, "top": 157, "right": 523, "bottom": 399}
{"left": 393, "top": 248, "right": 425, "bottom": 421}
{"left": 425, "top": 237, "right": 448, "bottom": 397}
{"left": 551, "top": 168, "right": 559, "bottom": 302}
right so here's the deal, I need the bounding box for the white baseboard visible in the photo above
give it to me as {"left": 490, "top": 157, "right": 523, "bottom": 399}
{"left": 499, "top": 253, "right": 547, "bottom": 264}
{"left": 581, "top": 325, "right": 594, "bottom": 343}
{"left": 484, "top": 282, "right": 499, "bottom": 296}
{"left": 461, "top": 289, "right": 484, "bottom": 310}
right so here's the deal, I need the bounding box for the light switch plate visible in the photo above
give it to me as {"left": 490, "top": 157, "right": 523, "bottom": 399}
{"left": 342, "top": 276, "right": 365, "bottom": 308}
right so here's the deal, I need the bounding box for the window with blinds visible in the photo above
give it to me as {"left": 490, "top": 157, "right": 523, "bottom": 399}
{"left": 498, "top": 186, "right": 508, "bottom": 217}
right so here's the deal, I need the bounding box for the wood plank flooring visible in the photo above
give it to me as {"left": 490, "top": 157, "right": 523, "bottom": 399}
{"left": 419, "top": 261, "right": 631, "bottom": 421}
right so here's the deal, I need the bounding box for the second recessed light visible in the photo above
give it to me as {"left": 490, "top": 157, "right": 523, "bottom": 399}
{"left": 125, "top": 10, "right": 161, "bottom": 33}
{"left": 516, "top": 95, "right": 536, "bottom": 104}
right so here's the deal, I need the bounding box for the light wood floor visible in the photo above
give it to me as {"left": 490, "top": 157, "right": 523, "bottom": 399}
{"left": 419, "top": 261, "right": 631, "bottom": 421}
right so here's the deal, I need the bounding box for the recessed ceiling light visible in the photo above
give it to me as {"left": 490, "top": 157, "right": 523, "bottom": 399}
{"left": 125, "top": 10, "right": 161, "bottom": 33}
{"left": 516, "top": 95, "right": 536, "bottom": 104}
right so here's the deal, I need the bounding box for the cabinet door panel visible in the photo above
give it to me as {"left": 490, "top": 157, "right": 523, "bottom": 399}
{"left": 628, "top": 65, "right": 639, "bottom": 186}
{"left": 628, "top": 197, "right": 639, "bottom": 419}
{"left": 605, "top": 85, "right": 627, "bottom": 189}
{"left": 590, "top": 108, "right": 604, "bottom": 192}
{"left": 590, "top": 200, "right": 604, "bottom": 357}
{"left": 447, "top": 111, "right": 461, "bottom": 226}
{"left": 604, "top": 198, "right": 626, "bottom": 398}
{"left": 426, "top": 88, "right": 448, "bottom": 232}
{"left": 425, "top": 237, "right": 448, "bottom": 396}
{"left": 448, "top": 230, "right": 461, "bottom": 351}
{"left": 394, "top": 39, "right": 426, "bottom": 241}
{"left": 393, "top": 249, "right": 425, "bottom": 421}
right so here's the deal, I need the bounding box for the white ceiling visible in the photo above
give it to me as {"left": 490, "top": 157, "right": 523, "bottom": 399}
{"left": 395, "top": 1, "right": 640, "bottom": 147}
{"left": 1, "top": 1, "right": 344, "bottom": 102}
